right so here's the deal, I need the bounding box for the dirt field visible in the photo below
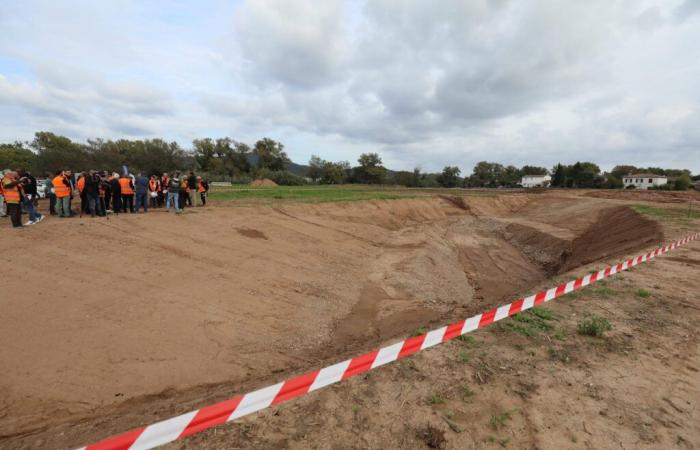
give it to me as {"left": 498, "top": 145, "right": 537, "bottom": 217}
{"left": 0, "top": 189, "right": 698, "bottom": 449}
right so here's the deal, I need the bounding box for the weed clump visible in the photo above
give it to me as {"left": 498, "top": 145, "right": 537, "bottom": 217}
{"left": 417, "top": 424, "right": 447, "bottom": 449}
{"left": 637, "top": 289, "right": 651, "bottom": 298}
{"left": 577, "top": 316, "right": 612, "bottom": 337}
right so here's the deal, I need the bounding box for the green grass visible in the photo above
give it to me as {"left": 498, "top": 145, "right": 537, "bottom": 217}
{"left": 461, "top": 384, "right": 474, "bottom": 400}
{"left": 429, "top": 394, "right": 446, "bottom": 405}
{"left": 577, "top": 316, "right": 612, "bottom": 337}
{"left": 504, "top": 307, "right": 556, "bottom": 337}
{"left": 208, "top": 184, "right": 499, "bottom": 204}
{"left": 637, "top": 288, "right": 651, "bottom": 298}
{"left": 489, "top": 411, "right": 513, "bottom": 430}
{"left": 631, "top": 204, "right": 700, "bottom": 221}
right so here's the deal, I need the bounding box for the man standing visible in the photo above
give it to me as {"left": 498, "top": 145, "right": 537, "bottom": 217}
{"left": 17, "top": 169, "right": 43, "bottom": 225}
{"left": 83, "top": 170, "right": 102, "bottom": 217}
{"left": 119, "top": 174, "right": 135, "bottom": 213}
{"left": 134, "top": 172, "right": 149, "bottom": 213}
{"left": 166, "top": 171, "right": 181, "bottom": 213}
{"left": 148, "top": 175, "right": 160, "bottom": 209}
{"left": 109, "top": 173, "right": 121, "bottom": 214}
{"left": 44, "top": 174, "right": 56, "bottom": 215}
{"left": 188, "top": 171, "right": 198, "bottom": 207}
{"left": 159, "top": 173, "right": 169, "bottom": 207}
{"left": 2, "top": 171, "right": 23, "bottom": 228}
{"left": 52, "top": 170, "right": 72, "bottom": 218}
{"left": 0, "top": 169, "right": 7, "bottom": 218}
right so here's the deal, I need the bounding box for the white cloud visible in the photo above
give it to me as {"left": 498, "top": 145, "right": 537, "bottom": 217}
{"left": 0, "top": 0, "right": 699, "bottom": 172}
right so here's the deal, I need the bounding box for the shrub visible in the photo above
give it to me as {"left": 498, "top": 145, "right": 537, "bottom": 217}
{"left": 577, "top": 316, "right": 612, "bottom": 337}
{"left": 637, "top": 289, "right": 651, "bottom": 298}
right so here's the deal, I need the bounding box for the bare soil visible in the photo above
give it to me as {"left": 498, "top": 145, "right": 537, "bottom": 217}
{"left": 0, "top": 190, "right": 697, "bottom": 450}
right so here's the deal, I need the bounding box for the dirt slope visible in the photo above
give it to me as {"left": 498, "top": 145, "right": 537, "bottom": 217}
{"left": 0, "top": 193, "right": 671, "bottom": 449}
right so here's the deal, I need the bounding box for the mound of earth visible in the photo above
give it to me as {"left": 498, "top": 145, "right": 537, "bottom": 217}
{"left": 250, "top": 178, "right": 278, "bottom": 187}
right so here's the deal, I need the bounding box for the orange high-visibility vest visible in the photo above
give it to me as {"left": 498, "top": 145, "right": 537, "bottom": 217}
{"left": 53, "top": 175, "right": 71, "bottom": 198}
{"left": 1, "top": 176, "right": 21, "bottom": 203}
{"left": 119, "top": 177, "right": 134, "bottom": 195}
{"left": 77, "top": 176, "right": 85, "bottom": 193}
{"left": 197, "top": 184, "right": 205, "bottom": 193}
{"left": 149, "top": 180, "right": 159, "bottom": 192}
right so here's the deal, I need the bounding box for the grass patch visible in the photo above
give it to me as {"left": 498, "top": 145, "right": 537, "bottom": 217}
{"left": 489, "top": 411, "right": 513, "bottom": 430}
{"left": 461, "top": 384, "right": 474, "bottom": 400}
{"left": 577, "top": 316, "right": 612, "bottom": 337}
{"left": 456, "top": 335, "right": 478, "bottom": 346}
{"left": 637, "top": 288, "right": 652, "bottom": 298}
{"left": 503, "top": 307, "right": 556, "bottom": 338}
{"left": 429, "top": 394, "right": 446, "bottom": 405}
{"left": 209, "top": 184, "right": 499, "bottom": 204}
{"left": 413, "top": 327, "right": 427, "bottom": 337}
{"left": 592, "top": 285, "right": 614, "bottom": 298}
{"left": 548, "top": 347, "right": 571, "bottom": 363}
{"left": 552, "top": 328, "right": 566, "bottom": 341}
{"left": 458, "top": 351, "right": 470, "bottom": 363}
{"left": 631, "top": 204, "right": 700, "bottom": 221}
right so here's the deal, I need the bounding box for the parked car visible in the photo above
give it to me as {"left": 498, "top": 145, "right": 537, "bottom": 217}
{"left": 36, "top": 179, "right": 47, "bottom": 199}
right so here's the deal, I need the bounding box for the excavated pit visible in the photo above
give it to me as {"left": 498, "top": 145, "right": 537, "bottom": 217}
{"left": 0, "top": 193, "right": 663, "bottom": 448}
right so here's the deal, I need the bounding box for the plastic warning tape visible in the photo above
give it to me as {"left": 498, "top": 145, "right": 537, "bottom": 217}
{"left": 78, "top": 233, "right": 699, "bottom": 450}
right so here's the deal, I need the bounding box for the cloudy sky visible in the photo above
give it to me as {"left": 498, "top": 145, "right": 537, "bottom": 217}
{"left": 1, "top": 0, "right": 699, "bottom": 172}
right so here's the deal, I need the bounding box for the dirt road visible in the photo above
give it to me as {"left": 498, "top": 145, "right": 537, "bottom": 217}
{"left": 1, "top": 190, "right": 697, "bottom": 449}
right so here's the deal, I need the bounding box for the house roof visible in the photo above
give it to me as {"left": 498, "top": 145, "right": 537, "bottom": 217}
{"left": 626, "top": 173, "right": 667, "bottom": 178}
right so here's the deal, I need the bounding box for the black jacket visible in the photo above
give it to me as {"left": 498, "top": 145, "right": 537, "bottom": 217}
{"left": 109, "top": 178, "right": 121, "bottom": 196}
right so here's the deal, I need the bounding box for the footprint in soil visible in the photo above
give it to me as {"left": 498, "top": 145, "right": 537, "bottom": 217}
{"left": 236, "top": 228, "right": 268, "bottom": 240}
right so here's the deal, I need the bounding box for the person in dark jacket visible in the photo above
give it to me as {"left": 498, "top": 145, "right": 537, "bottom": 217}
{"left": 134, "top": 172, "right": 149, "bottom": 213}
{"left": 109, "top": 173, "right": 122, "bottom": 214}
{"left": 17, "top": 168, "right": 43, "bottom": 225}
{"left": 83, "top": 170, "right": 101, "bottom": 217}
{"left": 187, "top": 171, "right": 198, "bottom": 207}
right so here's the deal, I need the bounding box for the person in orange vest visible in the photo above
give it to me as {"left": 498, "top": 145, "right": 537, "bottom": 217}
{"left": 52, "top": 170, "right": 72, "bottom": 218}
{"left": 119, "top": 174, "right": 135, "bottom": 213}
{"left": 179, "top": 176, "right": 189, "bottom": 209}
{"left": 148, "top": 175, "right": 160, "bottom": 209}
{"left": 2, "top": 170, "right": 24, "bottom": 228}
{"left": 76, "top": 172, "right": 87, "bottom": 214}
{"left": 197, "top": 176, "right": 209, "bottom": 206}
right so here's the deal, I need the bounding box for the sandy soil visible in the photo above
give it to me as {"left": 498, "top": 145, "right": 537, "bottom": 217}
{"left": 0, "top": 190, "right": 696, "bottom": 449}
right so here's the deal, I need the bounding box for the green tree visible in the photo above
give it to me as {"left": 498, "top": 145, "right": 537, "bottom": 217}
{"left": 500, "top": 165, "right": 522, "bottom": 187}
{"left": 320, "top": 160, "right": 350, "bottom": 184}
{"left": 193, "top": 138, "right": 216, "bottom": 172}
{"left": 674, "top": 173, "right": 691, "bottom": 191}
{"left": 436, "top": 166, "right": 461, "bottom": 188}
{"left": 254, "top": 138, "right": 289, "bottom": 172}
{"left": 0, "top": 142, "right": 37, "bottom": 172}
{"left": 308, "top": 155, "right": 324, "bottom": 182}
{"left": 468, "top": 161, "right": 504, "bottom": 187}
{"left": 32, "top": 132, "right": 88, "bottom": 174}
{"left": 551, "top": 163, "right": 566, "bottom": 187}
{"left": 610, "top": 165, "right": 637, "bottom": 180}
{"left": 354, "top": 152, "right": 386, "bottom": 184}
{"left": 520, "top": 165, "right": 548, "bottom": 175}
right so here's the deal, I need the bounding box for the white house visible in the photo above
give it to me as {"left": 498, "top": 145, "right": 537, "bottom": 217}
{"left": 622, "top": 173, "right": 667, "bottom": 190}
{"left": 521, "top": 174, "right": 551, "bottom": 188}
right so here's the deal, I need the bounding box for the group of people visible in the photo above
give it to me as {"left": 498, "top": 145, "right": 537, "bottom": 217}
{"left": 1, "top": 169, "right": 209, "bottom": 228}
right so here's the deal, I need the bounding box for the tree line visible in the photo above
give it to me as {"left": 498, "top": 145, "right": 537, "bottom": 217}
{"left": 0, "top": 132, "right": 697, "bottom": 189}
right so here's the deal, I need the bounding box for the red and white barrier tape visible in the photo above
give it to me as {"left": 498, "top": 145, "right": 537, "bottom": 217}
{"left": 78, "top": 233, "right": 698, "bottom": 450}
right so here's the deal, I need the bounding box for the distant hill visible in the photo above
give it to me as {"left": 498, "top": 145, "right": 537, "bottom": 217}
{"left": 246, "top": 153, "right": 310, "bottom": 176}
